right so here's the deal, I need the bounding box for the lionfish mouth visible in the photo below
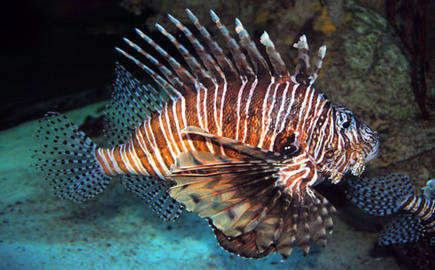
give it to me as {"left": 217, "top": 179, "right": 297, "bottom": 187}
{"left": 359, "top": 123, "right": 380, "bottom": 163}
{"left": 365, "top": 136, "right": 380, "bottom": 162}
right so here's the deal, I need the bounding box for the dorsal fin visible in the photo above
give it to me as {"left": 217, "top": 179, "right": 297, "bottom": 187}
{"left": 134, "top": 28, "right": 197, "bottom": 94}
{"left": 292, "top": 34, "right": 327, "bottom": 85}
{"left": 154, "top": 22, "right": 214, "bottom": 87}
{"left": 167, "top": 13, "right": 223, "bottom": 87}
{"left": 121, "top": 37, "right": 185, "bottom": 92}
{"left": 116, "top": 10, "right": 327, "bottom": 100}
{"left": 185, "top": 8, "right": 237, "bottom": 82}
{"left": 209, "top": 10, "right": 255, "bottom": 79}
{"left": 260, "top": 31, "right": 289, "bottom": 78}
{"left": 234, "top": 18, "right": 270, "bottom": 77}
{"left": 115, "top": 47, "right": 184, "bottom": 101}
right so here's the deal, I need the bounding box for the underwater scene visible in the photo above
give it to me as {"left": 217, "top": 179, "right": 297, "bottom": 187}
{"left": 1, "top": 0, "right": 435, "bottom": 269}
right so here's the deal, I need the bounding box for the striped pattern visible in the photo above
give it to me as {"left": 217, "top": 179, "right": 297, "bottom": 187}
{"left": 400, "top": 195, "right": 435, "bottom": 233}
{"left": 95, "top": 75, "right": 376, "bottom": 184}
{"left": 90, "top": 9, "right": 379, "bottom": 259}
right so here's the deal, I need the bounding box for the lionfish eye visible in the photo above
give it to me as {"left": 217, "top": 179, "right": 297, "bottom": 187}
{"left": 342, "top": 121, "right": 351, "bottom": 129}
{"left": 337, "top": 112, "right": 354, "bottom": 130}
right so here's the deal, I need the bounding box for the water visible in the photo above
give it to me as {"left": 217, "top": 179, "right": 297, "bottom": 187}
{"left": 1, "top": 0, "right": 434, "bottom": 269}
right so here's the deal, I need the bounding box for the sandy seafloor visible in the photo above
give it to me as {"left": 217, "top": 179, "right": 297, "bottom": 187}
{"left": 0, "top": 103, "right": 400, "bottom": 270}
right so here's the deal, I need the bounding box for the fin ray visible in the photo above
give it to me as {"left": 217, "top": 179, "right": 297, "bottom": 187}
{"left": 104, "top": 63, "right": 165, "bottom": 145}
{"left": 34, "top": 112, "right": 112, "bottom": 202}
{"left": 122, "top": 174, "right": 183, "bottom": 221}
{"left": 169, "top": 140, "right": 334, "bottom": 259}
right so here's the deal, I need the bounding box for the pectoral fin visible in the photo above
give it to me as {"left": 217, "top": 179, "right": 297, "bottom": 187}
{"left": 182, "top": 126, "right": 281, "bottom": 160}
{"left": 169, "top": 132, "right": 335, "bottom": 259}
{"left": 170, "top": 151, "right": 280, "bottom": 237}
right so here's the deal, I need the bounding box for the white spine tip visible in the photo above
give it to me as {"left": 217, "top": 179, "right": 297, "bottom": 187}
{"left": 234, "top": 18, "right": 243, "bottom": 33}
{"left": 293, "top": 34, "right": 309, "bottom": 50}
{"left": 210, "top": 10, "right": 219, "bottom": 22}
{"left": 167, "top": 13, "right": 178, "bottom": 24}
{"left": 260, "top": 31, "right": 272, "bottom": 46}
{"left": 319, "top": 45, "right": 327, "bottom": 58}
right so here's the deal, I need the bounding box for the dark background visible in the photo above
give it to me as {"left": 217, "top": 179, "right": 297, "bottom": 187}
{"left": 1, "top": 0, "right": 154, "bottom": 130}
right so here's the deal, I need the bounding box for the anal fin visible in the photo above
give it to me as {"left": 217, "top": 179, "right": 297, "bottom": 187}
{"left": 122, "top": 174, "right": 183, "bottom": 221}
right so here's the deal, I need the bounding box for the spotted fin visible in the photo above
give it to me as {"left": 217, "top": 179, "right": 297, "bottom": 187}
{"left": 345, "top": 174, "right": 414, "bottom": 216}
{"left": 104, "top": 63, "right": 168, "bottom": 145}
{"left": 378, "top": 214, "right": 425, "bottom": 245}
{"left": 34, "top": 112, "right": 112, "bottom": 202}
{"left": 121, "top": 175, "right": 183, "bottom": 221}
{"left": 169, "top": 149, "right": 335, "bottom": 259}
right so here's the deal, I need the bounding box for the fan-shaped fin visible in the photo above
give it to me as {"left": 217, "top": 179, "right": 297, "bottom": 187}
{"left": 169, "top": 146, "right": 335, "bottom": 260}
{"left": 210, "top": 221, "right": 276, "bottom": 258}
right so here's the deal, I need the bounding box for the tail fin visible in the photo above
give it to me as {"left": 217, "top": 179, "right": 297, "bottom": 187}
{"left": 34, "top": 112, "right": 112, "bottom": 202}
{"left": 345, "top": 173, "right": 414, "bottom": 216}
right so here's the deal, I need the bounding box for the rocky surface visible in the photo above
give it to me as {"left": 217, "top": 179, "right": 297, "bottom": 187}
{"left": 2, "top": 0, "right": 434, "bottom": 269}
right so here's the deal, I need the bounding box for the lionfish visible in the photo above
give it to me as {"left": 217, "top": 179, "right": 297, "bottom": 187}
{"left": 346, "top": 174, "right": 435, "bottom": 246}
{"left": 34, "top": 9, "right": 379, "bottom": 259}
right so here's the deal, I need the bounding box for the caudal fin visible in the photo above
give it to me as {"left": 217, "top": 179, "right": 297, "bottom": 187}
{"left": 34, "top": 112, "right": 112, "bottom": 202}
{"left": 345, "top": 173, "right": 414, "bottom": 216}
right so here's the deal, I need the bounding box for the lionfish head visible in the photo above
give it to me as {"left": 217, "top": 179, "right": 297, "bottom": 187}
{"left": 325, "top": 106, "right": 379, "bottom": 183}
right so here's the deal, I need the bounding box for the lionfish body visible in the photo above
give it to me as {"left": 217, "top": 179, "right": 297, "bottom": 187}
{"left": 35, "top": 9, "right": 379, "bottom": 259}
{"left": 346, "top": 174, "right": 435, "bottom": 246}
